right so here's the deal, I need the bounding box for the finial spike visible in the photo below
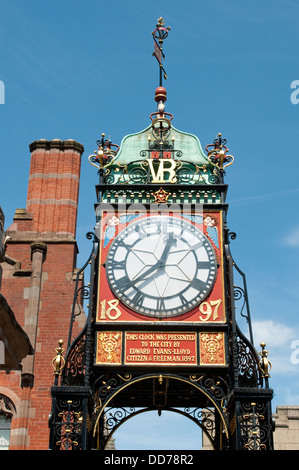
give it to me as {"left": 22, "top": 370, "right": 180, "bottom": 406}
{"left": 152, "top": 17, "right": 170, "bottom": 87}
{"left": 52, "top": 339, "right": 65, "bottom": 377}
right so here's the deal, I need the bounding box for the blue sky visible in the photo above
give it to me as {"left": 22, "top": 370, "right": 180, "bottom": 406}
{"left": 1, "top": 0, "right": 299, "bottom": 450}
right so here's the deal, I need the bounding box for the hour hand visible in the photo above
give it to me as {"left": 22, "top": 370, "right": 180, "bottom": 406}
{"left": 131, "top": 261, "right": 161, "bottom": 284}
{"left": 159, "top": 232, "right": 177, "bottom": 267}
{"left": 131, "top": 233, "right": 177, "bottom": 284}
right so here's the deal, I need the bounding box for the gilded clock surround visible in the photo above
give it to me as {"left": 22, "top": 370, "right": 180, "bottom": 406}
{"left": 96, "top": 209, "right": 226, "bottom": 324}
{"left": 104, "top": 214, "right": 217, "bottom": 318}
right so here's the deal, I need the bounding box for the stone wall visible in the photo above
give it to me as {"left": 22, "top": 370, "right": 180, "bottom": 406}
{"left": 273, "top": 406, "right": 299, "bottom": 450}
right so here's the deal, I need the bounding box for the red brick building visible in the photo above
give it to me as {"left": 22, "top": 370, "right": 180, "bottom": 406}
{"left": 0, "top": 139, "right": 86, "bottom": 449}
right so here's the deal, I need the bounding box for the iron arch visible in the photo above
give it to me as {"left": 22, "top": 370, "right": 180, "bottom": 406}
{"left": 92, "top": 373, "right": 229, "bottom": 450}
{"left": 103, "top": 406, "right": 217, "bottom": 450}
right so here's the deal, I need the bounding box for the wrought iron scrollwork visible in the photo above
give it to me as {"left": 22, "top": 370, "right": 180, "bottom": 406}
{"left": 61, "top": 229, "right": 99, "bottom": 388}
{"left": 208, "top": 173, "right": 220, "bottom": 184}
{"left": 67, "top": 231, "right": 97, "bottom": 348}
{"left": 228, "top": 231, "right": 237, "bottom": 241}
{"left": 175, "top": 162, "right": 199, "bottom": 183}
{"left": 62, "top": 330, "right": 87, "bottom": 386}
{"left": 52, "top": 398, "right": 84, "bottom": 450}
{"left": 232, "top": 256, "right": 254, "bottom": 344}
{"left": 239, "top": 401, "right": 271, "bottom": 450}
{"left": 236, "top": 326, "right": 262, "bottom": 388}
{"left": 126, "top": 163, "right": 149, "bottom": 184}
{"left": 102, "top": 405, "right": 219, "bottom": 450}
{"left": 73, "top": 285, "right": 90, "bottom": 319}
{"left": 96, "top": 373, "right": 133, "bottom": 401}
{"left": 105, "top": 407, "right": 135, "bottom": 429}
{"left": 103, "top": 161, "right": 150, "bottom": 185}
{"left": 103, "top": 159, "right": 217, "bottom": 186}
{"left": 102, "top": 170, "right": 115, "bottom": 184}
{"left": 189, "top": 374, "right": 229, "bottom": 404}
{"left": 102, "top": 406, "right": 136, "bottom": 447}
{"left": 234, "top": 286, "right": 247, "bottom": 320}
{"left": 183, "top": 407, "right": 217, "bottom": 445}
{"left": 91, "top": 372, "right": 230, "bottom": 450}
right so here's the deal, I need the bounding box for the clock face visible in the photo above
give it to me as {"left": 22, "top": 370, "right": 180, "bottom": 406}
{"left": 105, "top": 215, "right": 217, "bottom": 318}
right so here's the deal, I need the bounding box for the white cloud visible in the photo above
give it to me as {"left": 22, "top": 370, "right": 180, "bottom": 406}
{"left": 230, "top": 189, "right": 299, "bottom": 207}
{"left": 252, "top": 320, "right": 299, "bottom": 380}
{"left": 253, "top": 320, "right": 295, "bottom": 347}
{"left": 283, "top": 225, "right": 299, "bottom": 247}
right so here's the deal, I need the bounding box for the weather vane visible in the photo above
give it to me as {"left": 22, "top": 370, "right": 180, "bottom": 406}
{"left": 152, "top": 17, "right": 171, "bottom": 87}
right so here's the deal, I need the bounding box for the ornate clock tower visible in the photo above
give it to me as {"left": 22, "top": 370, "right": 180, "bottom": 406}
{"left": 49, "top": 18, "right": 274, "bottom": 451}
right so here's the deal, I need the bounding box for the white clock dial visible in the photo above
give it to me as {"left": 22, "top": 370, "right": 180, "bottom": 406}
{"left": 105, "top": 216, "right": 217, "bottom": 318}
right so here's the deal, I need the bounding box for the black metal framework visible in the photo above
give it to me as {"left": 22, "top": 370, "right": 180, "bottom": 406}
{"left": 99, "top": 394, "right": 228, "bottom": 450}
{"left": 48, "top": 18, "right": 274, "bottom": 450}
{"left": 49, "top": 188, "right": 274, "bottom": 450}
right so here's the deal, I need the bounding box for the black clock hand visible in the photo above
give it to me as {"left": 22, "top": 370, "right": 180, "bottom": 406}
{"left": 131, "top": 233, "right": 177, "bottom": 284}
{"left": 131, "top": 262, "right": 162, "bottom": 284}
{"left": 159, "top": 232, "right": 177, "bottom": 267}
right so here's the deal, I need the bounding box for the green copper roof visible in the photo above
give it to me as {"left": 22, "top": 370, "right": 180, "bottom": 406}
{"left": 113, "top": 124, "right": 210, "bottom": 167}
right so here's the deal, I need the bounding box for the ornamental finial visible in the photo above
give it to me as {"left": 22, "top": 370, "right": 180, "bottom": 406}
{"left": 88, "top": 132, "right": 119, "bottom": 171}
{"left": 152, "top": 17, "right": 171, "bottom": 87}
{"left": 205, "top": 133, "right": 234, "bottom": 175}
{"left": 149, "top": 18, "right": 174, "bottom": 139}
{"left": 259, "top": 342, "right": 272, "bottom": 378}
{"left": 52, "top": 339, "right": 65, "bottom": 377}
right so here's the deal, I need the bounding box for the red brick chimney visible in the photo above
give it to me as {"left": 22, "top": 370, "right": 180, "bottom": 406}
{"left": 7, "top": 139, "right": 83, "bottom": 238}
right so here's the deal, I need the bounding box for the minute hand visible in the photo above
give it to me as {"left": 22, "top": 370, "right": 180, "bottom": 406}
{"left": 159, "top": 232, "right": 177, "bottom": 267}
{"left": 131, "top": 233, "right": 177, "bottom": 285}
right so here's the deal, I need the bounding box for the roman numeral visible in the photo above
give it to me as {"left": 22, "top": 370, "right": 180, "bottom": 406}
{"left": 179, "top": 294, "right": 189, "bottom": 307}
{"left": 135, "top": 224, "right": 148, "bottom": 239}
{"left": 157, "top": 298, "right": 166, "bottom": 311}
{"left": 113, "top": 260, "right": 126, "bottom": 269}
{"left": 155, "top": 218, "right": 168, "bottom": 234}
{"left": 133, "top": 291, "right": 145, "bottom": 306}
{"left": 197, "top": 261, "right": 211, "bottom": 269}
{"left": 116, "top": 276, "right": 132, "bottom": 291}
{"left": 117, "top": 238, "right": 130, "bottom": 249}
{"left": 190, "top": 278, "right": 207, "bottom": 292}
{"left": 192, "top": 240, "right": 204, "bottom": 250}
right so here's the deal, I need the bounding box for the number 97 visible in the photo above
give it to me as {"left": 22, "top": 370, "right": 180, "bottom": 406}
{"left": 199, "top": 299, "right": 222, "bottom": 321}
